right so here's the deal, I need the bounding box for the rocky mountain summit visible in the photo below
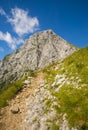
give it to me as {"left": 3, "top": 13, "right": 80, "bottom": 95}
{"left": 0, "top": 30, "right": 76, "bottom": 87}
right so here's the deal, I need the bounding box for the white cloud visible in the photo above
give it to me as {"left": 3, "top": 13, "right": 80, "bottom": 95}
{"left": 0, "top": 47, "right": 4, "bottom": 52}
{"left": 0, "top": 31, "right": 24, "bottom": 50}
{"left": 8, "top": 7, "right": 39, "bottom": 36}
{"left": 0, "top": 7, "right": 39, "bottom": 50}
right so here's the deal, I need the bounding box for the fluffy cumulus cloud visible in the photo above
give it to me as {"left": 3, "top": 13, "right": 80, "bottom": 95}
{"left": 0, "top": 7, "right": 39, "bottom": 50}
{"left": 8, "top": 8, "right": 39, "bottom": 36}
{"left": 0, "top": 31, "right": 24, "bottom": 50}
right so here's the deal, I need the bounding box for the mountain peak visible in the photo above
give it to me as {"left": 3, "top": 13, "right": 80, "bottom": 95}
{"left": 25, "top": 29, "right": 65, "bottom": 47}
{"left": 41, "top": 29, "right": 56, "bottom": 35}
{"left": 0, "top": 30, "right": 77, "bottom": 87}
{"left": 29, "top": 29, "right": 55, "bottom": 38}
{"left": 31, "top": 29, "right": 59, "bottom": 37}
{"left": 36, "top": 29, "right": 54, "bottom": 34}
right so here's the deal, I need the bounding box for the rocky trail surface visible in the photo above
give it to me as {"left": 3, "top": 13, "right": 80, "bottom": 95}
{"left": 0, "top": 72, "right": 44, "bottom": 130}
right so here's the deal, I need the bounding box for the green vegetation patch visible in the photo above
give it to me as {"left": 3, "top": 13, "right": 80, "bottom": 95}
{"left": 53, "top": 84, "right": 88, "bottom": 129}
{"left": 63, "top": 47, "right": 88, "bottom": 84}
{"left": 0, "top": 70, "right": 39, "bottom": 109}
{"left": 0, "top": 79, "right": 25, "bottom": 108}
{"left": 43, "top": 47, "right": 88, "bottom": 129}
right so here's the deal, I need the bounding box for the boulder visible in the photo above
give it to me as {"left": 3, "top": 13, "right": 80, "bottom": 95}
{"left": 23, "top": 80, "right": 31, "bottom": 85}
{"left": 10, "top": 106, "right": 20, "bottom": 114}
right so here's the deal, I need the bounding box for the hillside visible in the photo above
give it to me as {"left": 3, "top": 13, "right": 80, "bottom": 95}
{"left": 40, "top": 47, "right": 88, "bottom": 130}
{"left": 0, "top": 47, "right": 88, "bottom": 130}
{"left": 0, "top": 30, "right": 76, "bottom": 88}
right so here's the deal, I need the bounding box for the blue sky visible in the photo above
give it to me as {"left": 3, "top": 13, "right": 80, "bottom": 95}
{"left": 0, "top": 0, "right": 88, "bottom": 60}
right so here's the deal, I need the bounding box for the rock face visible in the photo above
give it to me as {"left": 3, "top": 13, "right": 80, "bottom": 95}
{"left": 0, "top": 30, "right": 76, "bottom": 87}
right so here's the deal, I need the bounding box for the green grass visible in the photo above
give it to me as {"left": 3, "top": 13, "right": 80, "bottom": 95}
{"left": 0, "top": 79, "right": 25, "bottom": 108}
{"left": 51, "top": 124, "right": 59, "bottom": 130}
{"left": 63, "top": 47, "right": 88, "bottom": 83}
{"left": 43, "top": 47, "right": 88, "bottom": 129}
{"left": 0, "top": 70, "right": 39, "bottom": 109}
{"left": 53, "top": 85, "right": 88, "bottom": 129}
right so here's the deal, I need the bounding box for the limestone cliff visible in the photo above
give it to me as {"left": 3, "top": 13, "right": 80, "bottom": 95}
{"left": 0, "top": 30, "right": 76, "bottom": 87}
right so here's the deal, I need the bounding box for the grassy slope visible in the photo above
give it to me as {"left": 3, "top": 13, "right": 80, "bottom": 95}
{"left": 43, "top": 47, "right": 88, "bottom": 129}
{"left": 0, "top": 71, "right": 37, "bottom": 108}
{"left": 0, "top": 47, "right": 88, "bottom": 129}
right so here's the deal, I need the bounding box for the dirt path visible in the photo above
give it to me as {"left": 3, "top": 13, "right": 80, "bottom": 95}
{"left": 0, "top": 72, "right": 44, "bottom": 130}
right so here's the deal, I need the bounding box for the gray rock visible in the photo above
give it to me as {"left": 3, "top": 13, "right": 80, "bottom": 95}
{"left": 0, "top": 30, "right": 77, "bottom": 87}
{"left": 23, "top": 80, "right": 31, "bottom": 85}
{"left": 10, "top": 106, "right": 20, "bottom": 114}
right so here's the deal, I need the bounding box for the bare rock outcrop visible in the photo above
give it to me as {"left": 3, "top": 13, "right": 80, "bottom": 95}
{"left": 0, "top": 30, "right": 77, "bottom": 87}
